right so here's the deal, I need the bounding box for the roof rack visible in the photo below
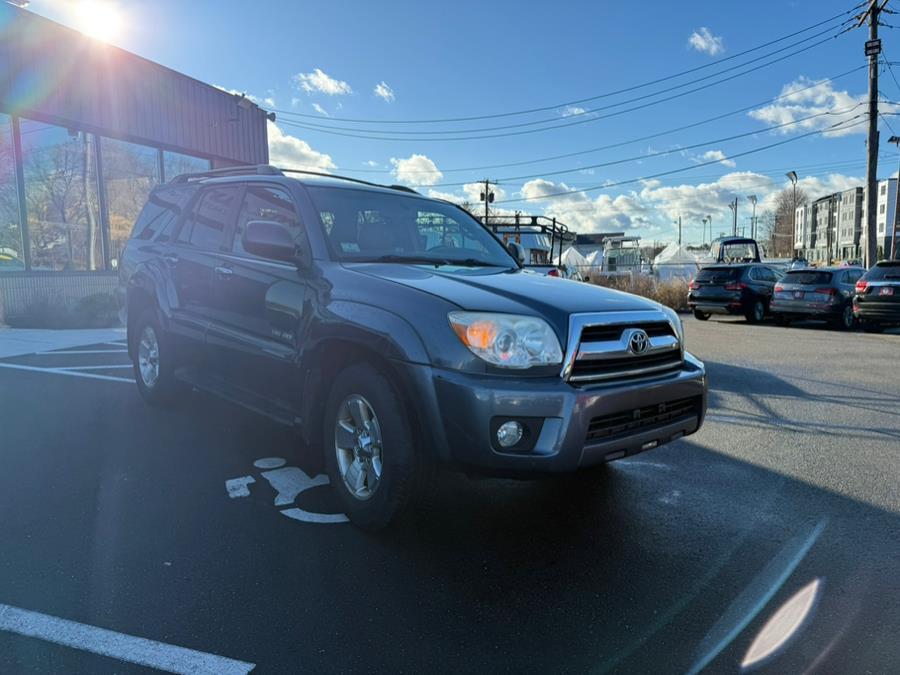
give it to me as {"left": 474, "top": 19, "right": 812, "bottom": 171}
{"left": 279, "top": 168, "right": 419, "bottom": 194}
{"left": 169, "top": 164, "right": 283, "bottom": 183}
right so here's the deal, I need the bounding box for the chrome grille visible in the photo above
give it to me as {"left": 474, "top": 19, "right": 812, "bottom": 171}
{"left": 562, "top": 311, "right": 683, "bottom": 384}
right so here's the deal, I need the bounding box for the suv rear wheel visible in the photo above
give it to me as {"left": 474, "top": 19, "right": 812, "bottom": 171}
{"left": 745, "top": 299, "right": 765, "bottom": 324}
{"left": 323, "top": 363, "right": 426, "bottom": 530}
{"left": 693, "top": 309, "right": 710, "bottom": 321}
{"left": 832, "top": 304, "right": 855, "bottom": 331}
{"left": 132, "top": 309, "right": 183, "bottom": 405}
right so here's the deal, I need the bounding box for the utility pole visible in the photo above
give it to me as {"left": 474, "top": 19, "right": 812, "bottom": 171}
{"left": 858, "top": 0, "right": 884, "bottom": 267}
{"left": 674, "top": 215, "right": 682, "bottom": 245}
{"left": 480, "top": 179, "right": 496, "bottom": 228}
{"left": 748, "top": 195, "right": 758, "bottom": 240}
{"left": 787, "top": 171, "right": 799, "bottom": 259}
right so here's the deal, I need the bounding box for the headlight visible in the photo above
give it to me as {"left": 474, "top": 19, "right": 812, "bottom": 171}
{"left": 660, "top": 306, "right": 684, "bottom": 353}
{"left": 448, "top": 312, "right": 563, "bottom": 368}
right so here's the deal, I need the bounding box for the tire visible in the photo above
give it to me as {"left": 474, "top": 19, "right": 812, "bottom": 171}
{"left": 693, "top": 309, "right": 710, "bottom": 321}
{"left": 323, "top": 363, "right": 428, "bottom": 531}
{"left": 832, "top": 304, "right": 855, "bottom": 331}
{"left": 745, "top": 299, "right": 765, "bottom": 324}
{"left": 862, "top": 321, "right": 884, "bottom": 334}
{"left": 774, "top": 314, "right": 790, "bottom": 327}
{"left": 131, "top": 308, "right": 183, "bottom": 406}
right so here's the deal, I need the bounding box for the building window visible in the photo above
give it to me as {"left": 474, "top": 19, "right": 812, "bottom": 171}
{"left": 881, "top": 184, "right": 887, "bottom": 195}
{"left": 163, "top": 151, "right": 211, "bottom": 181}
{"left": 20, "top": 119, "right": 102, "bottom": 271}
{"left": 880, "top": 204, "right": 886, "bottom": 214}
{"left": 101, "top": 137, "right": 161, "bottom": 265}
{"left": 0, "top": 113, "right": 25, "bottom": 272}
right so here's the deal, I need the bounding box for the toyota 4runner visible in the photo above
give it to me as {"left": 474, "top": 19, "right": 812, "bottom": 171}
{"left": 120, "top": 166, "right": 707, "bottom": 529}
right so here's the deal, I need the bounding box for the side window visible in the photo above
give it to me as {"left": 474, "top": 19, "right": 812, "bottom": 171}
{"left": 748, "top": 267, "right": 760, "bottom": 281}
{"left": 137, "top": 186, "right": 195, "bottom": 243}
{"left": 177, "top": 186, "right": 240, "bottom": 250}
{"left": 764, "top": 268, "right": 779, "bottom": 283}
{"left": 845, "top": 269, "right": 862, "bottom": 284}
{"left": 233, "top": 185, "right": 303, "bottom": 257}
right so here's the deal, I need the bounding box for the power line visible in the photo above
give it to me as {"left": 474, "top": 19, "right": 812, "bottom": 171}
{"left": 271, "top": 8, "right": 858, "bottom": 125}
{"left": 420, "top": 103, "right": 867, "bottom": 188}
{"left": 341, "top": 66, "right": 867, "bottom": 176}
{"left": 492, "top": 116, "right": 867, "bottom": 205}
{"left": 278, "top": 29, "right": 852, "bottom": 142}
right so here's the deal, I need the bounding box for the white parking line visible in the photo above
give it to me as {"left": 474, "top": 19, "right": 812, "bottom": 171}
{"left": 43, "top": 349, "right": 129, "bottom": 355}
{"left": 0, "top": 602, "right": 255, "bottom": 674}
{"left": 57, "top": 364, "right": 133, "bottom": 371}
{"left": 0, "top": 363, "right": 134, "bottom": 383}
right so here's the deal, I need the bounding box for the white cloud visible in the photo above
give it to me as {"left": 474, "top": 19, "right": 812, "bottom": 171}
{"left": 699, "top": 149, "right": 736, "bottom": 168}
{"left": 747, "top": 77, "right": 882, "bottom": 137}
{"left": 294, "top": 68, "right": 352, "bottom": 96}
{"left": 291, "top": 97, "right": 302, "bottom": 108}
{"left": 267, "top": 121, "right": 336, "bottom": 171}
{"left": 561, "top": 105, "right": 587, "bottom": 117}
{"left": 390, "top": 154, "right": 443, "bottom": 186}
{"left": 374, "top": 81, "right": 395, "bottom": 102}
{"left": 688, "top": 27, "right": 724, "bottom": 56}
{"left": 312, "top": 103, "right": 329, "bottom": 116}
{"left": 363, "top": 160, "right": 379, "bottom": 167}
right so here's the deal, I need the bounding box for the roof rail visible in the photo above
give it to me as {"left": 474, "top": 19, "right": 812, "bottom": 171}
{"left": 169, "top": 164, "right": 284, "bottom": 183}
{"left": 278, "top": 168, "right": 420, "bottom": 194}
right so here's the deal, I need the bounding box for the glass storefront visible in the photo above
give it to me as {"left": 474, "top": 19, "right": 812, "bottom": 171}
{"left": 0, "top": 114, "right": 25, "bottom": 270}
{"left": 101, "top": 137, "right": 162, "bottom": 266}
{"left": 0, "top": 112, "right": 212, "bottom": 273}
{"left": 20, "top": 119, "right": 102, "bottom": 272}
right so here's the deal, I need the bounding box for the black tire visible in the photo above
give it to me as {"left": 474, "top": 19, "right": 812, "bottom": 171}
{"left": 831, "top": 304, "right": 855, "bottom": 331}
{"left": 323, "top": 363, "right": 428, "bottom": 531}
{"left": 131, "top": 308, "right": 183, "bottom": 406}
{"left": 862, "top": 321, "right": 884, "bottom": 334}
{"left": 774, "top": 314, "right": 790, "bottom": 327}
{"left": 693, "top": 309, "right": 710, "bottom": 321}
{"left": 745, "top": 299, "right": 765, "bottom": 324}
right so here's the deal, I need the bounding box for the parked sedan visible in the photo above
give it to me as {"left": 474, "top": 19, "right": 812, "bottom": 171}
{"left": 854, "top": 260, "right": 900, "bottom": 332}
{"left": 770, "top": 267, "right": 864, "bottom": 330}
{"left": 688, "top": 263, "right": 780, "bottom": 323}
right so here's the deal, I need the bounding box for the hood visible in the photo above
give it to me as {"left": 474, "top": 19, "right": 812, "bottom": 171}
{"left": 344, "top": 263, "right": 661, "bottom": 336}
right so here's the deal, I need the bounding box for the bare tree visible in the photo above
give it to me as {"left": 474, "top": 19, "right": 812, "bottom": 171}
{"left": 764, "top": 186, "right": 809, "bottom": 258}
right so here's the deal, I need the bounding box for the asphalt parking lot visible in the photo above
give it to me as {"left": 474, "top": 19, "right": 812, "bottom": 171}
{"left": 1, "top": 318, "right": 899, "bottom": 673}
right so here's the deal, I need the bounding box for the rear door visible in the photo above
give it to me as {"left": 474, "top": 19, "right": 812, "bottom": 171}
{"left": 168, "top": 185, "right": 242, "bottom": 359}
{"left": 209, "top": 183, "right": 310, "bottom": 410}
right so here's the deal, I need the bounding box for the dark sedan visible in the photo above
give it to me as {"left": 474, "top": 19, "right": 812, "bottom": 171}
{"left": 770, "top": 267, "right": 864, "bottom": 330}
{"left": 854, "top": 260, "right": 900, "bottom": 332}
{"left": 688, "top": 263, "right": 780, "bottom": 323}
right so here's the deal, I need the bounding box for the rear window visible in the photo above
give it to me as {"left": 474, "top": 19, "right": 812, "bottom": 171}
{"left": 131, "top": 186, "right": 195, "bottom": 242}
{"left": 782, "top": 270, "right": 833, "bottom": 285}
{"left": 862, "top": 261, "right": 900, "bottom": 280}
{"left": 696, "top": 267, "right": 741, "bottom": 282}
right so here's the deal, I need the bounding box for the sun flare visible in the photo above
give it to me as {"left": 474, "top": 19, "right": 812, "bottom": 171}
{"left": 75, "top": 1, "right": 123, "bottom": 43}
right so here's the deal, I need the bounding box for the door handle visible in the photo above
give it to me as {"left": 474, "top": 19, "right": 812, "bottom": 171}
{"left": 163, "top": 253, "right": 179, "bottom": 267}
{"left": 215, "top": 265, "right": 233, "bottom": 279}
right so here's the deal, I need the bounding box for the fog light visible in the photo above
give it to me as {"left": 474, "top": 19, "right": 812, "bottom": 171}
{"left": 496, "top": 420, "right": 524, "bottom": 448}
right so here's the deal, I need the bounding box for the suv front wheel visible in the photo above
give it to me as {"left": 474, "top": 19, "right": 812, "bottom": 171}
{"left": 323, "top": 363, "right": 426, "bottom": 530}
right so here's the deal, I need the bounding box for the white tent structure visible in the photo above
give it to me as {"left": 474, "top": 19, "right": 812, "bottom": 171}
{"left": 555, "top": 247, "right": 589, "bottom": 279}
{"left": 653, "top": 242, "right": 700, "bottom": 282}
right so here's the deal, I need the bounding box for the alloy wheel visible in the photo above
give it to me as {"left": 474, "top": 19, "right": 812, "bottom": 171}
{"left": 334, "top": 395, "right": 383, "bottom": 501}
{"left": 137, "top": 326, "right": 160, "bottom": 388}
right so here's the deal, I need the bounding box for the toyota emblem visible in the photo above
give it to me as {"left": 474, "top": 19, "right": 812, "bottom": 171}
{"left": 627, "top": 329, "right": 650, "bottom": 355}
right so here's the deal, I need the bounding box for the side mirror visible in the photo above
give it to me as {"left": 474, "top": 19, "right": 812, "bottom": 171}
{"left": 242, "top": 220, "right": 309, "bottom": 267}
{"left": 507, "top": 241, "right": 526, "bottom": 265}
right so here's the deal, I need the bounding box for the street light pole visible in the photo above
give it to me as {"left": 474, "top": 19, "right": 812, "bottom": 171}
{"left": 787, "top": 171, "right": 798, "bottom": 259}
{"left": 728, "top": 198, "right": 738, "bottom": 236}
{"left": 748, "top": 195, "right": 758, "bottom": 240}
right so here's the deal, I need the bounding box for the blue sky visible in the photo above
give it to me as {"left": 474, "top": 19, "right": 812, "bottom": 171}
{"left": 26, "top": 0, "right": 900, "bottom": 243}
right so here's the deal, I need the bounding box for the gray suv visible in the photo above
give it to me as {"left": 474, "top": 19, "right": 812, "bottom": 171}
{"left": 120, "top": 166, "right": 707, "bottom": 529}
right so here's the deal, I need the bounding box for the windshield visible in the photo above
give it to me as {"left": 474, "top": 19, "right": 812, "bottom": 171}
{"left": 783, "top": 271, "right": 833, "bottom": 285}
{"left": 306, "top": 186, "right": 516, "bottom": 267}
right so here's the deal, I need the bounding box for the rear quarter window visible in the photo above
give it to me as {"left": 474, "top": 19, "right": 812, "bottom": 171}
{"left": 131, "top": 186, "right": 195, "bottom": 243}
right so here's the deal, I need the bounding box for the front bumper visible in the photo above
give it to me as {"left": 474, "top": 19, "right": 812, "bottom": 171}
{"left": 396, "top": 354, "right": 707, "bottom": 474}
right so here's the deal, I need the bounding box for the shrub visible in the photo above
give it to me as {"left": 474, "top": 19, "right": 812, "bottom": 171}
{"left": 7, "top": 292, "right": 121, "bottom": 328}
{"left": 590, "top": 274, "right": 690, "bottom": 312}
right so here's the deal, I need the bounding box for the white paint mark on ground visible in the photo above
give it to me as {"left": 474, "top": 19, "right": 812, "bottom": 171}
{"left": 42, "top": 349, "right": 129, "bottom": 355}
{"left": 57, "top": 364, "right": 133, "bottom": 371}
{"left": 225, "top": 476, "right": 255, "bottom": 499}
{"left": 253, "top": 457, "right": 286, "bottom": 470}
{"left": 281, "top": 507, "right": 349, "bottom": 524}
{"left": 0, "top": 602, "right": 255, "bottom": 674}
{"left": 261, "top": 467, "right": 329, "bottom": 506}
{"left": 0, "top": 362, "right": 134, "bottom": 383}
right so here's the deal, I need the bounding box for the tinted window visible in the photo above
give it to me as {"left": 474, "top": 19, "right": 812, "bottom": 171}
{"left": 233, "top": 185, "right": 303, "bottom": 257}
{"left": 783, "top": 270, "right": 832, "bottom": 285}
{"left": 696, "top": 267, "right": 741, "bottom": 283}
{"left": 862, "top": 261, "right": 900, "bottom": 281}
{"left": 844, "top": 269, "right": 863, "bottom": 284}
{"left": 178, "top": 186, "right": 239, "bottom": 250}
{"left": 131, "top": 186, "right": 194, "bottom": 242}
